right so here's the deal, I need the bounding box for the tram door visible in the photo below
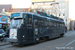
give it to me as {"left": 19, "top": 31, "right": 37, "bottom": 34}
{"left": 27, "top": 15, "right": 33, "bottom": 43}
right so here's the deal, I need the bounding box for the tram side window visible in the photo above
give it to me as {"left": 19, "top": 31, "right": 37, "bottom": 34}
{"left": 57, "top": 23, "right": 58, "bottom": 29}
{"left": 61, "top": 24, "right": 62, "bottom": 29}
{"left": 63, "top": 24, "right": 65, "bottom": 28}
{"left": 27, "top": 18, "right": 32, "bottom": 24}
{"left": 45, "top": 20, "right": 47, "bottom": 28}
{"left": 38, "top": 20, "right": 40, "bottom": 28}
{"left": 38, "top": 20, "right": 44, "bottom": 28}
{"left": 47, "top": 21, "right": 49, "bottom": 27}
{"left": 62, "top": 24, "right": 63, "bottom": 28}
{"left": 62, "top": 24, "right": 64, "bottom": 29}
{"left": 27, "top": 15, "right": 32, "bottom": 28}
{"left": 50, "top": 22, "right": 53, "bottom": 29}
{"left": 42, "top": 20, "right": 44, "bottom": 28}
{"left": 34, "top": 19, "right": 37, "bottom": 28}
{"left": 60, "top": 24, "right": 62, "bottom": 29}
{"left": 57, "top": 23, "right": 59, "bottom": 29}
{"left": 26, "top": 14, "right": 32, "bottom": 25}
{"left": 59, "top": 24, "right": 60, "bottom": 29}
{"left": 57, "top": 23, "right": 59, "bottom": 33}
{"left": 56, "top": 23, "right": 57, "bottom": 29}
{"left": 54, "top": 23, "right": 57, "bottom": 29}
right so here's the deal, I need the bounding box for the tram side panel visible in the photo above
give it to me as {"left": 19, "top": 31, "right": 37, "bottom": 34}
{"left": 17, "top": 29, "right": 28, "bottom": 45}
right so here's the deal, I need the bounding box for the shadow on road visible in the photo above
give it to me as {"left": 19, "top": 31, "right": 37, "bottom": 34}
{"left": 11, "top": 36, "right": 64, "bottom": 48}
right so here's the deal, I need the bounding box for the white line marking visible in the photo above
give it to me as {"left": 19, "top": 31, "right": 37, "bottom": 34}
{"left": 65, "top": 40, "right": 75, "bottom": 47}
{"left": 60, "top": 40, "right": 75, "bottom": 50}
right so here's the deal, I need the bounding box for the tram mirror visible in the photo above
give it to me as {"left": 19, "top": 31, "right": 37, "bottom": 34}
{"left": 22, "top": 19, "right": 25, "bottom": 25}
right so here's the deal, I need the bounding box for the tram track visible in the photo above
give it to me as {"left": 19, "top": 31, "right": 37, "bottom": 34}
{"left": 0, "top": 43, "right": 40, "bottom": 50}
{"left": 0, "top": 44, "right": 13, "bottom": 50}
{"left": 0, "top": 44, "right": 26, "bottom": 50}
{"left": 0, "top": 43, "right": 9, "bottom": 46}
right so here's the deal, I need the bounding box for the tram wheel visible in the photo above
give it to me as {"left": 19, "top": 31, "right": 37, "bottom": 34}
{"left": 60, "top": 34, "right": 64, "bottom": 37}
{"left": 45, "top": 36, "right": 49, "bottom": 41}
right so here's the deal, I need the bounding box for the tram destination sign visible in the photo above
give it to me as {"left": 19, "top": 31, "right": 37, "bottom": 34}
{"left": 11, "top": 13, "right": 20, "bottom": 17}
{"left": 36, "top": 11, "right": 47, "bottom": 16}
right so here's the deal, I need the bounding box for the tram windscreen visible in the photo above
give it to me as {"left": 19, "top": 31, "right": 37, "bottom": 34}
{"left": 10, "top": 19, "right": 23, "bottom": 28}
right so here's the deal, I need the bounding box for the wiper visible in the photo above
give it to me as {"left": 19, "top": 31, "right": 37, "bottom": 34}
{"left": 12, "top": 24, "right": 18, "bottom": 28}
{"left": 13, "top": 26, "right": 17, "bottom": 28}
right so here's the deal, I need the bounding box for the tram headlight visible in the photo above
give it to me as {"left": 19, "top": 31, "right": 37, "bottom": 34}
{"left": 11, "top": 33, "right": 14, "bottom": 35}
{"left": 23, "top": 35, "right": 25, "bottom": 37}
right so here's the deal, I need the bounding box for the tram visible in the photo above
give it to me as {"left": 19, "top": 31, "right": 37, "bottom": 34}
{"left": 7, "top": 12, "right": 65, "bottom": 45}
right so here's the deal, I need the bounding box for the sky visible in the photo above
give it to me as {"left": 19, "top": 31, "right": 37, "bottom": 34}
{"left": 69, "top": 0, "right": 75, "bottom": 20}
{"left": 0, "top": 0, "right": 31, "bottom": 8}
{"left": 0, "top": 0, "right": 75, "bottom": 20}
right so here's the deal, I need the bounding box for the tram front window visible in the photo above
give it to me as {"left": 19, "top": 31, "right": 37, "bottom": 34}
{"left": 10, "top": 18, "right": 24, "bottom": 28}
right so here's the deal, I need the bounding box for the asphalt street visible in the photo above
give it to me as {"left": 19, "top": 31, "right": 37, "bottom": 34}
{"left": 0, "top": 31, "right": 75, "bottom": 50}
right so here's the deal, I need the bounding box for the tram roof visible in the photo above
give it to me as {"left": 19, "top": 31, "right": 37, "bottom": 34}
{"left": 15, "top": 12, "right": 64, "bottom": 23}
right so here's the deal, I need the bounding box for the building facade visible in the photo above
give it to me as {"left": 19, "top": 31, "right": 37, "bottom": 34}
{"left": 31, "top": 0, "right": 69, "bottom": 30}
{"left": 55, "top": 0, "right": 69, "bottom": 30}
{"left": 0, "top": 5, "right": 11, "bottom": 29}
{"left": 10, "top": 8, "right": 29, "bottom": 13}
{"left": 31, "top": 0, "right": 58, "bottom": 16}
{"left": 0, "top": 11, "right": 10, "bottom": 30}
{"left": 70, "top": 20, "right": 75, "bottom": 30}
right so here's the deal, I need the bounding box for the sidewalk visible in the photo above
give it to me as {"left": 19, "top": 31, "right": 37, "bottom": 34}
{"left": 0, "top": 42, "right": 9, "bottom": 46}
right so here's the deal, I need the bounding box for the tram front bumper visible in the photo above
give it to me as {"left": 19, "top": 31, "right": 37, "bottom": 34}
{"left": 7, "top": 38, "right": 18, "bottom": 42}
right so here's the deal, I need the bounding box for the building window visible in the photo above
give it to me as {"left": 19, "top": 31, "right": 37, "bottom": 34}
{"left": 15, "top": 10, "right": 17, "bottom": 12}
{"left": 21, "top": 10, "right": 24, "bottom": 12}
{"left": 12, "top": 10, "right": 15, "bottom": 12}
{"left": 59, "top": 14, "right": 60, "bottom": 16}
{"left": 32, "top": 3, "right": 34, "bottom": 5}
{"left": 63, "top": 14, "right": 65, "bottom": 16}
